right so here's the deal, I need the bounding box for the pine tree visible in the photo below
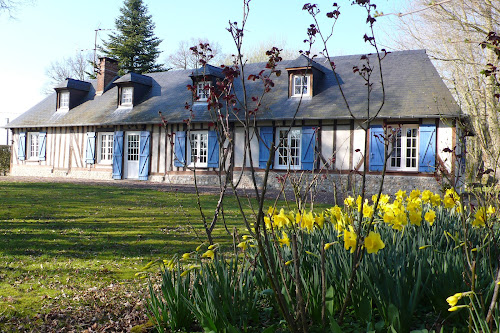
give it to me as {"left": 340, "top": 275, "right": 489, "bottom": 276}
{"left": 103, "top": 0, "right": 164, "bottom": 74}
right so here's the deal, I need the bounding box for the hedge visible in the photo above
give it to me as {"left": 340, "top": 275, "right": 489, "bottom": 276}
{"left": 0, "top": 145, "right": 11, "bottom": 175}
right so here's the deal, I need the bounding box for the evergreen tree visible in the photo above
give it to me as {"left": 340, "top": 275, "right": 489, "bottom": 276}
{"left": 103, "top": 0, "right": 164, "bottom": 74}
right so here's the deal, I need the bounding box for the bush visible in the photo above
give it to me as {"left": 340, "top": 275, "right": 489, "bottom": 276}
{"left": 0, "top": 145, "right": 10, "bottom": 175}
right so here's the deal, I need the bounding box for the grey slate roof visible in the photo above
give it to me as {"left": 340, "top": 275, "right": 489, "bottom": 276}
{"left": 7, "top": 49, "right": 461, "bottom": 129}
{"left": 189, "top": 64, "right": 225, "bottom": 79}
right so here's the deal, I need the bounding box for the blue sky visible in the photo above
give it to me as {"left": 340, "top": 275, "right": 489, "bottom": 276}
{"left": 0, "top": 0, "right": 403, "bottom": 125}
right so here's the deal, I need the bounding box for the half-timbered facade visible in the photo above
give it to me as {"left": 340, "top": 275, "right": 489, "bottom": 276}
{"left": 6, "top": 50, "right": 466, "bottom": 195}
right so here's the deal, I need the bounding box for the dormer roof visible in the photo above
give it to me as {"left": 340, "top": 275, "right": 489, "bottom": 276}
{"left": 285, "top": 55, "right": 325, "bottom": 73}
{"left": 189, "top": 64, "right": 224, "bottom": 79}
{"left": 113, "top": 72, "right": 153, "bottom": 86}
{"left": 54, "top": 78, "right": 92, "bottom": 91}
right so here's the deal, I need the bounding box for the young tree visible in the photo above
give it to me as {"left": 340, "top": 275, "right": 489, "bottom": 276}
{"left": 384, "top": 0, "right": 500, "bottom": 179}
{"left": 102, "top": 0, "right": 164, "bottom": 74}
{"left": 166, "top": 38, "right": 225, "bottom": 70}
{"left": 42, "top": 52, "right": 94, "bottom": 94}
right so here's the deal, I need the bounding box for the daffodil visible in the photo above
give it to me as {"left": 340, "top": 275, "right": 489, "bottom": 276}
{"left": 324, "top": 242, "right": 336, "bottom": 250}
{"left": 472, "top": 207, "right": 486, "bottom": 228}
{"left": 315, "top": 212, "right": 325, "bottom": 228}
{"left": 409, "top": 210, "right": 422, "bottom": 226}
{"left": 274, "top": 208, "right": 291, "bottom": 229}
{"left": 182, "top": 252, "right": 191, "bottom": 260}
{"left": 278, "top": 231, "right": 290, "bottom": 247}
{"left": 448, "top": 305, "right": 469, "bottom": 312}
{"left": 285, "top": 260, "right": 293, "bottom": 266}
{"left": 201, "top": 250, "right": 215, "bottom": 260}
{"left": 430, "top": 193, "right": 441, "bottom": 206}
{"left": 363, "top": 204, "right": 374, "bottom": 218}
{"left": 343, "top": 227, "right": 357, "bottom": 253}
{"left": 329, "top": 205, "right": 342, "bottom": 221}
{"left": 344, "top": 196, "right": 354, "bottom": 207}
{"left": 237, "top": 241, "right": 248, "bottom": 251}
{"left": 424, "top": 210, "right": 436, "bottom": 226}
{"left": 409, "top": 189, "right": 421, "bottom": 200}
{"left": 395, "top": 189, "right": 407, "bottom": 200}
{"left": 487, "top": 205, "right": 496, "bottom": 215}
{"left": 208, "top": 243, "right": 218, "bottom": 250}
{"left": 364, "top": 231, "right": 385, "bottom": 254}
{"left": 446, "top": 293, "right": 463, "bottom": 307}
{"left": 421, "top": 190, "right": 433, "bottom": 203}
{"left": 196, "top": 243, "right": 205, "bottom": 252}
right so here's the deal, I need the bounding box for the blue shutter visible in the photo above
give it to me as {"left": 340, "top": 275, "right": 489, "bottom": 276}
{"left": 301, "top": 126, "right": 316, "bottom": 170}
{"left": 18, "top": 132, "right": 26, "bottom": 161}
{"left": 259, "top": 127, "right": 274, "bottom": 169}
{"left": 174, "top": 131, "right": 186, "bottom": 167}
{"left": 112, "top": 131, "right": 124, "bottom": 179}
{"left": 38, "top": 132, "right": 47, "bottom": 161}
{"left": 85, "top": 132, "right": 96, "bottom": 164}
{"left": 207, "top": 130, "right": 219, "bottom": 168}
{"left": 138, "top": 131, "right": 150, "bottom": 180}
{"left": 369, "top": 126, "right": 385, "bottom": 171}
{"left": 419, "top": 124, "right": 436, "bottom": 172}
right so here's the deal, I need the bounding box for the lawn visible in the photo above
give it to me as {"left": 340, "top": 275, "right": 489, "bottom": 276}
{"left": 0, "top": 181, "right": 285, "bottom": 331}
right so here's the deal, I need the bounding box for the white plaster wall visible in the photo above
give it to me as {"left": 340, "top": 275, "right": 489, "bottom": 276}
{"left": 352, "top": 125, "right": 366, "bottom": 172}
{"left": 437, "top": 121, "right": 453, "bottom": 173}
{"left": 320, "top": 125, "right": 334, "bottom": 169}
{"left": 336, "top": 124, "right": 351, "bottom": 170}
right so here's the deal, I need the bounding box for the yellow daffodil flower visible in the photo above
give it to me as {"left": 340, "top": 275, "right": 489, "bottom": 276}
{"left": 343, "top": 227, "right": 357, "bottom": 253}
{"left": 363, "top": 204, "right": 374, "bottom": 218}
{"left": 421, "top": 190, "right": 433, "bottom": 203}
{"left": 487, "top": 205, "right": 496, "bottom": 215}
{"left": 409, "top": 210, "right": 422, "bottom": 226}
{"left": 424, "top": 210, "right": 436, "bottom": 226}
{"left": 278, "top": 231, "right": 290, "bottom": 247}
{"left": 364, "top": 231, "right": 385, "bottom": 254}
{"left": 182, "top": 252, "right": 191, "bottom": 260}
{"left": 201, "top": 250, "right": 215, "bottom": 260}
{"left": 237, "top": 241, "right": 248, "bottom": 251}
{"left": 344, "top": 196, "right": 354, "bottom": 207}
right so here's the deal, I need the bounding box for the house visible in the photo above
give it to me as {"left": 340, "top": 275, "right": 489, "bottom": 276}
{"left": 5, "top": 50, "right": 466, "bottom": 196}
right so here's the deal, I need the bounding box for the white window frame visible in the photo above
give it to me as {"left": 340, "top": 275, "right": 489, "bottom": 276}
{"left": 387, "top": 125, "right": 419, "bottom": 172}
{"left": 27, "top": 132, "right": 39, "bottom": 160}
{"left": 58, "top": 91, "right": 70, "bottom": 110}
{"left": 275, "top": 127, "right": 301, "bottom": 170}
{"left": 292, "top": 74, "right": 311, "bottom": 97}
{"left": 196, "top": 81, "right": 211, "bottom": 102}
{"left": 97, "top": 132, "right": 114, "bottom": 164}
{"left": 120, "top": 86, "right": 133, "bottom": 106}
{"left": 187, "top": 130, "right": 208, "bottom": 168}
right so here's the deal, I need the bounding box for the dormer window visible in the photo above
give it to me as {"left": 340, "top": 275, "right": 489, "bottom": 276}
{"left": 196, "top": 81, "right": 211, "bottom": 102}
{"left": 292, "top": 74, "right": 311, "bottom": 97}
{"left": 58, "top": 91, "right": 70, "bottom": 110}
{"left": 120, "top": 86, "right": 133, "bottom": 106}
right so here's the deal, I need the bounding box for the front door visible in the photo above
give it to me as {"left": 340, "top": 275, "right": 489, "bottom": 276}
{"left": 124, "top": 131, "right": 140, "bottom": 179}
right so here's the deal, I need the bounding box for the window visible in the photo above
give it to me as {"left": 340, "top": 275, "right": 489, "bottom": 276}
{"left": 121, "top": 87, "right": 133, "bottom": 106}
{"left": 388, "top": 125, "right": 419, "bottom": 172}
{"left": 127, "top": 133, "right": 140, "bottom": 161}
{"left": 58, "top": 91, "right": 70, "bottom": 110}
{"left": 188, "top": 131, "right": 208, "bottom": 167}
{"left": 98, "top": 132, "right": 114, "bottom": 164}
{"left": 27, "top": 132, "right": 39, "bottom": 160}
{"left": 275, "top": 128, "right": 301, "bottom": 169}
{"left": 292, "top": 74, "right": 310, "bottom": 97}
{"left": 196, "top": 81, "right": 210, "bottom": 101}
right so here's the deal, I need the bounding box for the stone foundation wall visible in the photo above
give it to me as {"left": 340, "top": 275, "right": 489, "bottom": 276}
{"left": 11, "top": 164, "right": 443, "bottom": 202}
{"left": 10, "top": 166, "right": 113, "bottom": 180}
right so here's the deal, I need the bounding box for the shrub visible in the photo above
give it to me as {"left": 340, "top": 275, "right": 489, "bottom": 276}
{"left": 0, "top": 145, "right": 10, "bottom": 175}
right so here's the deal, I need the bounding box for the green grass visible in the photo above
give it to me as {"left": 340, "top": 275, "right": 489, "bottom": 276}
{"left": 0, "top": 181, "right": 304, "bottom": 326}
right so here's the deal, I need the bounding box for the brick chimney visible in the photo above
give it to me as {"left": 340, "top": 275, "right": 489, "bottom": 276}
{"left": 96, "top": 57, "right": 119, "bottom": 96}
